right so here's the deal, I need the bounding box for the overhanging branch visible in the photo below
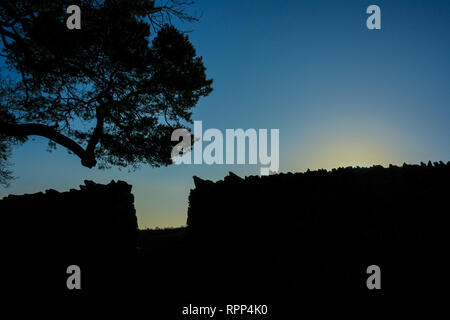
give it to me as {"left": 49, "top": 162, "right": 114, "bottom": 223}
{"left": 0, "top": 121, "right": 97, "bottom": 168}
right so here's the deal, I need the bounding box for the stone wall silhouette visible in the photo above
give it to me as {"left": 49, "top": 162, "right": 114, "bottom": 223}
{"left": 187, "top": 162, "right": 449, "bottom": 297}
{"left": 1, "top": 180, "right": 138, "bottom": 294}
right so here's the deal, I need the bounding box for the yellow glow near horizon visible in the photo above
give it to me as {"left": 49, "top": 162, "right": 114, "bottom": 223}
{"left": 305, "top": 139, "right": 401, "bottom": 171}
{"left": 287, "top": 111, "right": 412, "bottom": 172}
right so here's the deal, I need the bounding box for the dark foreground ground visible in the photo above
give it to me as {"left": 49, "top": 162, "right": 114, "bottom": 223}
{"left": 1, "top": 163, "right": 448, "bottom": 316}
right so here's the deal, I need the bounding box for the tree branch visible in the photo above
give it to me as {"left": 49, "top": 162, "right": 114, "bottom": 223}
{"left": 0, "top": 121, "right": 98, "bottom": 168}
{"left": 85, "top": 106, "right": 104, "bottom": 163}
{"left": 0, "top": 26, "right": 21, "bottom": 42}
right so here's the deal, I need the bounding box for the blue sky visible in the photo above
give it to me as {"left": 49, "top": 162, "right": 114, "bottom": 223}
{"left": 1, "top": 0, "right": 449, "bottom": 228}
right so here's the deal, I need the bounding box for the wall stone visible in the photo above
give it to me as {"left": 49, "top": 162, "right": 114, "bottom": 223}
{"left": 0, "top": 180, "right": 138, "bottom": 294}
{"left": 186, "top": 162, "right": 449, "bottom": 296}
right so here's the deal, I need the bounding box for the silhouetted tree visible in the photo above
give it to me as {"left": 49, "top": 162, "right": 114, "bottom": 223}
{"left": 0, "top": 138, "right": 14, "bottom": 186}
{"left": 0, "top": 0, "right": 212, "bottom": 185}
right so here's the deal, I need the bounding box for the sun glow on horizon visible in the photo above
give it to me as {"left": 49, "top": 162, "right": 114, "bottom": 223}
{"left": 304, "top": 140, "right": 402, "bottom": 171}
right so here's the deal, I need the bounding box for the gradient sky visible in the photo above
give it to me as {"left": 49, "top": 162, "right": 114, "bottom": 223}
{"left": 1, "top": 0, "right": 449, "bottom": 228}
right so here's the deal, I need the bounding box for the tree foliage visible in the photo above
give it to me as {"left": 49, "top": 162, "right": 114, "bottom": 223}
{"left": 0, "top": 0, "right": 212, "bottom": 185}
